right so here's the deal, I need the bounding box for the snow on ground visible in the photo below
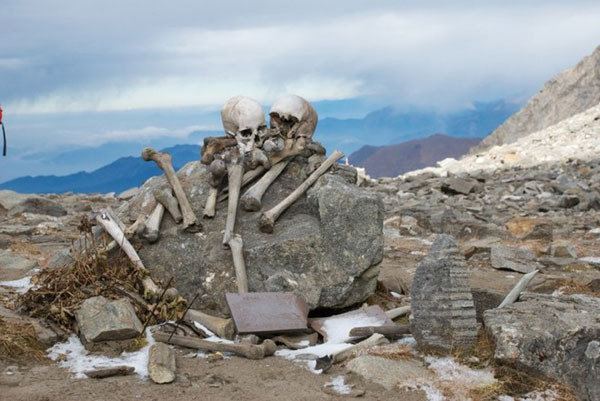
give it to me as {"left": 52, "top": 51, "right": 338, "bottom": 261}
{"left": 47, "top": 329, "right": 156, "bottom": 379}
{"left": 0, "top": 276, "right": 34, "bottom": 294}
{"left": 324, "top": 376, "right": 352, "bottom": 395}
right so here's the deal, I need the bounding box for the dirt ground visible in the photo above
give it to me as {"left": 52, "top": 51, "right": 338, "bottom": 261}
{"left": 0, "top": 348, "right": 427, "bottom": 401}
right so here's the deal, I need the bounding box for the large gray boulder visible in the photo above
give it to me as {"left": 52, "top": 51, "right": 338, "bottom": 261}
{"left": 410, "top": 234, "right": 478, "bottom": 353}
{"left": 122, "top": 159, "right": 383, "bottom": 315}
{"left": 484, "top": 293, "right": 600, "bottom": 401}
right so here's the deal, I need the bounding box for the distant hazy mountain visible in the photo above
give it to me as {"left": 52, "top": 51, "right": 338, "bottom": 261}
{"left": 0, "top": 144, "right": 200, "bottom": 194}
{"left": 349, "top": 134, "right": 481, "bottom": 178}
{"left": 473, "top": 45, "right": 600, "bottom": 153}
{"left": 317, "top": 100, "right": 518, "bottom": 156}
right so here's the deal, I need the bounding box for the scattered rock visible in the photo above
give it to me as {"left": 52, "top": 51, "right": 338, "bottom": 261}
{"left": 0, "top": 250, "right": 37, "bottom": 281}
{"left": 410, "top": 235, "right": 478, "bottom": 353}
{"left": 551, "top": 241, "right": 578, "bottom": 258}
{"left": 8, "top": 197, "right": 68, "bottom": 217}
{"left": 485, "top": 293, "right": 600, "bottom": 401}
{"left": 441, "top": 177, "right": 479, "bottom": 195}
{"left": 346, "top": 355, "right": 430, "bottom": 390}
{"left": 506, "top": 217, "right": 553, "bottom": 241}
{"left": 118, "top": 187, "right": 139, "bottom": 200}
{"left": 558, "top": 195, "right": 580, "bottom": 209}
{"left": 85, "top": 365, "right": 135, "bottom": 379}
{"left": 490, "top": 246, "right": 540, "bottom": 274}
{"left": 148, "top": 342, "right": 176, "bottom": 384}
{"left": 75, "top": 296, "right": 143, "bottom": 344}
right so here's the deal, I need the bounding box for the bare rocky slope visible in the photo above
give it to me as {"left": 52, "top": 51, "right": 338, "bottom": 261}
{"left": 472, "top": 45, "right": 600, "bottom": 153}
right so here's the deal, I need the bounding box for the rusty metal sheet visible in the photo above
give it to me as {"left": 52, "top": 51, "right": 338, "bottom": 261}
{"left": 309, "top": 305, "right": 393, "bottom": 342}
{"left": 225, "top": 292, "right": 309, "bottom": 335}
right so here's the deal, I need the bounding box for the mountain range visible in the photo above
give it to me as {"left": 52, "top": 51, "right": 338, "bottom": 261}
{"left": 0, "top": 100, "right": 518, "bottom": 193}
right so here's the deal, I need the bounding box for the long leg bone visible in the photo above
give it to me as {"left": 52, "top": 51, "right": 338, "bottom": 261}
{"left": 153, "top": 188, "right": 182, "bottom": 223}
{"left": 185, "top": 309, "right": 235, "bottom": 340}
{"left": 222, "top": 162, "right": 243, "bottom": 246}
{"left": 259, "top": 149, "right": 344, "bottom": 233}
{"left": 94, "top": 209, "right": 159, "bottom": 299}
{"left": 227, "top": 234, "right": 248, "bottom": 293}
{"left": 143, "top": 203, "right": 165, "bottom": 243}
{"left": 204, "top": 159, "right": 227, "bottom": 218}
{"left": 142, "top": 147, "right": 201, "bottom": 233}
{"left": 240, "top": 160, "right": 290, "bottom": 211}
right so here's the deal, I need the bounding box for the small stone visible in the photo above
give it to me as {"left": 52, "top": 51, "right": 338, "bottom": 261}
{"left": 8, "top": 197, "right": 67, "bottom": 217}
{"left": 551, "top": 241, "right": 578, "bottom": 258}
{"left": 558, "top": 195, "right": 580, "bottom": 208}
{"left": 75, "top": 296, "right": 143, "bottom": 343}
{"left": 441, "top": 177, "right": 478, "bottom": 195}
{"left": 148, "top": 343, "right": 176, "bottom": 384}
{"left": 346, "top": 355, "right": 430, "bottom": 390}
{"left": 490, "top": 246, "right": 540, "bottom": 274}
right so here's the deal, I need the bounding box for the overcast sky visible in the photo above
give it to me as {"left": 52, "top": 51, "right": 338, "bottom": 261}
{"left": 1, "top": 0, "right": 600, "bottom": 179}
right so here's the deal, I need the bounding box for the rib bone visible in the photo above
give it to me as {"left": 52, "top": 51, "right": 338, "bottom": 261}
{"left": 227, "top": 234, "right": 248, "bottom": 293}
{"left": 142, "top": 147, "right": 201, "bottom": 233}
{"left": 240, "top": 160, "right": 290, "bottom": 211}
{"left": 223, "top": 163, "right": 243, "bottom": 246}
{"left": 259, "top": 149, "right": 344, "bottom": 233}
{"left": 153, "top": 188, "right": 182, "bottom": 223}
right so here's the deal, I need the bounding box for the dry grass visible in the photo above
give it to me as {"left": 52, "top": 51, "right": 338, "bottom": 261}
{"left": 0, "top": 319, "right": 47, "bottom": 362}
{"left": 367, "top": 343, "right": 413, "bottom": 360}
{"left": 18, "top": 216, "right": 184, "bottom": 332}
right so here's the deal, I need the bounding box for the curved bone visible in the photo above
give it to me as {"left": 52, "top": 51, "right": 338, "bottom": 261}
{"left": 143, "top": 203, "right": 165, "bottom": 243}
{"left": 240, "top": 160, "right": 290, "bottom": 211}
{"left": 259, "top": 149, "right": 344, "bottom": 233}
{"left": 227, "top": 234, "right": 248, "bottom": 293}
{"left": 142, "top": 147, "right": 201, "bottom": 233}
{"left": 153, "top": 188, "right": 182, "bottom": 224}
{"left": 223, "top": 163, "right": 243, "bottom": 246}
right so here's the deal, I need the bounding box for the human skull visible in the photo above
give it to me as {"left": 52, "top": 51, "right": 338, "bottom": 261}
{"left": 269, "top": 95, "right": 318, "bottom": 146}
{"left": 221, "top": 96, "right": 267, "bottom": 155}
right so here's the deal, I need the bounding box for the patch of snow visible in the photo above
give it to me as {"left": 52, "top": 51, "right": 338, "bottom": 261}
{"left": 0, "top": 276, "right": 34, "bottom": 294}
{"left": 192, "top": 321, "right": 233, "bottom": 344}
{"left": 275, "top": 342, "right": 352, "bottom": 360}
{"left": 520, "top": 389, "right": 559, "bottom": 401}
{"left": 588, "top": 228, "right": 600, "bottom": 234}
{"left": 410, "top": 250, "right": 426, "bottom": 255}
{"left": 321, "top": 312, "right": 387, "bottom": 343}
{"left": 580, "top": 256, "right": 600, "bottom": 265}
{"left": 325, "top": 376, "right": 352, "bottom": 395}
{"left": 425, "top": 356, "right": 496, "bottom": 386}
{"left": 47, "top": 330, "right": 155, "bottom": 379}
{"left": 390, "top": 291, "right": 402, "bottom": 298}
{"left": 402, "top": 381, "right": 445, "bottom": 401}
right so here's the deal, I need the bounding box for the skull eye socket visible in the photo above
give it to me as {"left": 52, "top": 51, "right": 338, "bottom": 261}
{"left": 239, "top": 128, "right": 253, "bottom": 137}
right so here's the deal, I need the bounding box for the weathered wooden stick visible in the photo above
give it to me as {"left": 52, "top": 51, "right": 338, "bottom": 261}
{"left": 240, "top": 159, "right": 290, "bottom": 211}
{"left": 223, "top": 163, "right": 243, "bottom": 246}
{"left": 148, "top": 343, "right": 176, "bottom": 384}
{"left": 153, "top": 188, "right": 182, "bottom": 223}
{"left": 498, "top": 269, "right": 539, "bottom": 308}
{"left": 84, "top": 365, "right": 135, "bottom": 379}
{"left": 349, "top": 324, "right": 410, "bottom": 339}
{"left": 153, "top": 332, "right": 276, "bottom": 360}
{"left": 385, "top": 305, "right": 411, "bottom": 320}
{"left": 227, "top": 234, "right": 248, "bottom": 293}
{"left": 142, "top": 147, "right": 201, "bottom": 233}
{"left": 332, "top": 333, "right": 389, "bottom": 363}
{"left": 259, "top": 149, "right": 344, "bottom": 233}
{"left": 143, "top": 203, "right": 165, "bottom": 243}
{"left": 185, "top": 309, "right": 235, "bottom": 340}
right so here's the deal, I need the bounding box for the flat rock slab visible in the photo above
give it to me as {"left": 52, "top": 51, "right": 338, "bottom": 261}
{"left": 484, "top": 293, "right": 600, "bottom": 401}
{"left": 346, "top": 355, "right": 430, "bottom": 390}
{"left": 225, "top": 292, "right": 309, "bottom": 335}
{"left": 490, "top": 245, "right": 540, "bottom": 274}
{"left": 75, "top": 296, "right": 143, "bottom": 343}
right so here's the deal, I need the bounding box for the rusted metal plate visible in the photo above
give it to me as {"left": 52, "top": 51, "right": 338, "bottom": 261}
{"left": 309, "top": 305, "right": 393, "bottom": 342}
{"left": 225, "top": 292, "right": 309, "bottom": 335}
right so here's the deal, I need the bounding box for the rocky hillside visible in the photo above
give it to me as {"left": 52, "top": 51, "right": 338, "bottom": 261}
{"left": 349, "top": 134, "right": 480, "bottom": 178}
{"left": 473, "top": 45, "right": 600, "bottom": 152}
{"left": 407, "top": 101, "right": 600, "bottom": 178}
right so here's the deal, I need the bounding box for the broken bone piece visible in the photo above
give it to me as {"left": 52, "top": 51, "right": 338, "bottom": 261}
{"left": 141, "top": 147, "right": 201, "bottom": 233}
{"left": 222, "top": 162, "right": 243, "bottom": 246}
{"left": 240, "top": 159, "right": 290, "bottom": 212}
{"left": 84, "top": 365, "right": 135, "bottom": 379}
{"left": 203, "top": 187, "right": 219, "bottom": 218}
{"left": 142, "top": 203, "right": 164, "bottom": 243}
{"left": 203, "top": 159, "right": 227, "bottom": 218}
{"left": 348, "top": 324, "right": 410, "bottom": 340}
{"left": 332, "top": 333, "right": 389, "bottom": 363}
{"left": 153, "top": 332, "right": 275, "bottom": 360}
{"left": 153, "top": 187, "right": 182, "bottom": 224}
{"left": 385, "top": 305, "right": 411, "bottom": 320}
{"left": 185, "top": 309, "right": 235, "bottom": 340}
{"left": 498, "top": 269, "right": 539, "bottom": 308}
{"left": 259, "top": 149, "right": 344, "bottom": 233}
{"left": 227, "top": 234, "right": 248, "bottom": 293}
